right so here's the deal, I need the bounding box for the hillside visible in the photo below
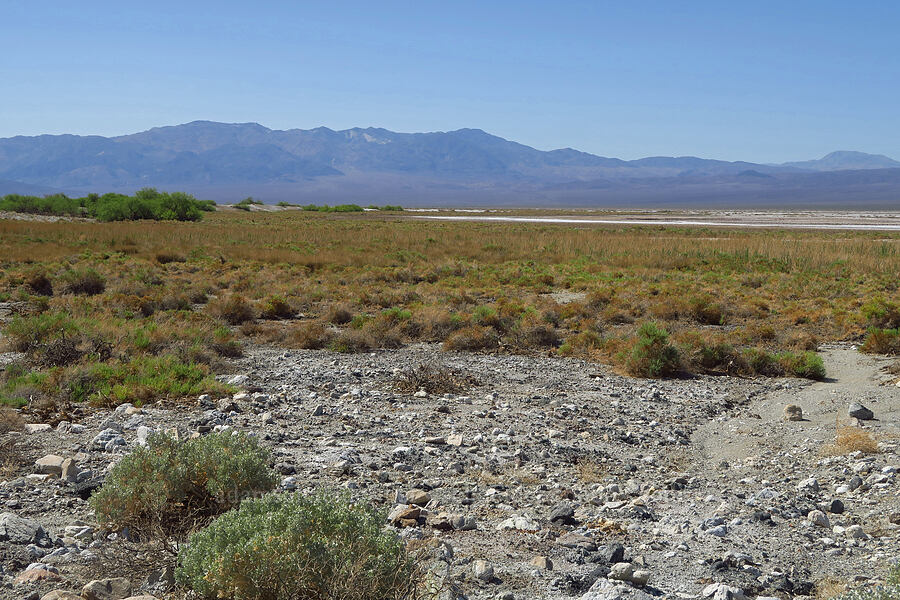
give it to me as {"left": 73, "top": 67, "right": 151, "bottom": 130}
{"left": 1, "top": 122, "right": 899, "bottom": 207}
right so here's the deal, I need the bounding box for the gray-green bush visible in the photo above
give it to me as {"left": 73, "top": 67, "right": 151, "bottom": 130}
{"left": 90, "top": 432, "right": 277, "bottom": 539}
{"left": 177, "top": 492, "right": 418, "bottom": 600}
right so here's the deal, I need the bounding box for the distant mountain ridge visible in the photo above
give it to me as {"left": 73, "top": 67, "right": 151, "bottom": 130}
{"left": 0, "top": 121, "right": 898, "bottom": 208}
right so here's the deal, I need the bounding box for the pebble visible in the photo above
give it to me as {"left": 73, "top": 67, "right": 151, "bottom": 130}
{"left": 474, "top": 559, "right": 494, "bottom": 582}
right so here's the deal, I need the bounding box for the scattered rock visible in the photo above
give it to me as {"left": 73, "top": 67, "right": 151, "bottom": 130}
{"left": 473, "top": 559, "right": 494, "bottom": 582}
{"left": 405, "top": 489, "right": 431, "bottom": 506}
{"left": 40, "top": 592, "right": 82, "bottom": 600}
{"left": 82, "top": 578, "right": 134, "bottom": 600}
{"left": 548, "top": 502, "right": 578, "bottom": 525}
{"left": 34, "top": 454, "right": 66, "bottom": 476}
{"left": 783, "top": 404, "right": 803, "bottom": 421}
{"left": 808, "top": 509, "right": 830, "bottom": 528}
{"left": 0, "top": 513, "right": 50, "bottom": 545}
{"left": 497, "top": 516, "right": 540, "bottom": 531}
{"left": 848, "top": 403, "right": 874, "bottom": 420}
{"left": 530, "top": 556, "right": 553, "bottom": 570}
{"left": 607, "top": 562, "right": 633, "bottom": 582}
{"left": 24, "top": 424, "right": 52, "bottom": 434}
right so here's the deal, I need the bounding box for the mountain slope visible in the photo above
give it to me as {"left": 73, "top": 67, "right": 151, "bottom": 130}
{"left": 1, "top": 121, "right": 898, "bottom": 207}
{"left": 782, "top": 151, "right": 900, "bottom": 171}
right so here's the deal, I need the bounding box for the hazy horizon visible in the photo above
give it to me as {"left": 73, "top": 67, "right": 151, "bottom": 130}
{"left": 3, "top": 1, "right": 900, "bottom": 163}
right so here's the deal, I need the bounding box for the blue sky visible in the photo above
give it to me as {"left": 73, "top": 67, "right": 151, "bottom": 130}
{"left": 2, "top": 1, "right": 898, "bottom": 162}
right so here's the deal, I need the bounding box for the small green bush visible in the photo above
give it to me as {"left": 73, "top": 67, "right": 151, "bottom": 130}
{"left": 778, "top": 350, "right": 826, "bottom": 380}
{"left": 626, "top": 322, "right": 681, "bottom": 377}
{"left": 861, "top": 297, "right": 900, "bottom": 329}
{"left": 91, "top": 432, "right": 277, "bottom": 539}
{"left": 743, "top": 347, "right": 784, "bottom": 377}
{"left": 176, "top": 492, "right": 418, "bottom": 600}
{"left": 4, "top": 312, "right": 79, "bottom": 353}
{"left": 259, "top": 295, "right": 295, "bottom": 320}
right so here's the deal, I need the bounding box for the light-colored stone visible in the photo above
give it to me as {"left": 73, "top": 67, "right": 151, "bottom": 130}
{"left": 808, "top": 509, "right": 830, "bottom": 528}
{"left": 82, "top": 578, "right": 134, "bottom": 600}
{"left": 447, "top": 433, "right": 464, "bottom": 446}
{"left": 783, "top": 404, "right": 803, "bottom": 421}
{"left": 497, "top": 516, "right": 540, "bottom": 532}
{"left": 608, "top": 562, "right": 634, "bottom": 581}
{"left": 35, "top": 454, "right": 66, "bottom": 476}
{"left": 60, "top": 458, "right": 78, "bottom": 482}
{"left": 25, "top": 424, "right": 52, "bottom": 434}
{"left": 405, "top": 488, "right": 431, "bottom": 506}
{"left": 41, "top": 591, "right": 83, "bottom": 600}
{"left": 473, "top": 559, "right": 494, "bottom": 582}
{"left": 530, "top": 556, "right": 553, "bottom": 570}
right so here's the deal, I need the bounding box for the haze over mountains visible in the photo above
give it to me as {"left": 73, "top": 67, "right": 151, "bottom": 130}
{"left": 1, "top": 121, "right": 899, "bottom": 208}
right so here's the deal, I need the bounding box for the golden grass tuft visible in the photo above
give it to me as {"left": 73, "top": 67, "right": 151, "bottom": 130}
{"left": 814, "top": 576, "right": 848, "bottom": 600}
{"left": 822, "top": 424, "right": 880, "bottom": 456}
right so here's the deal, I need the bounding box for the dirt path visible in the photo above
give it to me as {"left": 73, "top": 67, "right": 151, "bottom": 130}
{"left": 693, "top": 345, "right": 900, "bottom": 470}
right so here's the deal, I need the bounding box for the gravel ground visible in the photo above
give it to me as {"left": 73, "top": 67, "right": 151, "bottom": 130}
{"left": 1, "top": 343, "right": 898, "bottom": 600}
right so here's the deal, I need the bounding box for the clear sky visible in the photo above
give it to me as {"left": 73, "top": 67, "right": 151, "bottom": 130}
{"left": 2, "top": 1, "right": 898, "bottom": 162}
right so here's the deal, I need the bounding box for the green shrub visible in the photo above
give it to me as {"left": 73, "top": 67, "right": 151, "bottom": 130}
{"left": 176, "top": 492, "right": 417, "bottom": 600}
{"left": 861, "top": 328, "right": 900, "bottom": 355}
{"left": 0, "top": 189, "right": 207, "bottom": 221}
{"left": 743, "top": 347, "right": 784, "bottom": 377}
{"left": 91, "top": 432, "right": 277, "bottom": 539}
{"left": 4, "top": 312, "right": 79, "bottom": 353}
{"left": 259, "top": 295, "right": 295, "bottom": 320}
{"left": 77, "top": 355, "right": 225, "bottom": 406}
{"left": 778, "top": 350, "right": 826, "bottom": 380}
{"left": 861, "top": 297, "right": 900, "bottom": 329}
{"left": 626, "top": 322, "right": 681, "bottom": 377}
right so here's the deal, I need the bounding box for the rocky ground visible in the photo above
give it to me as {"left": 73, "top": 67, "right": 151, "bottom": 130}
{"left": 1, "top": 343, "right": 898, "bottom": 600}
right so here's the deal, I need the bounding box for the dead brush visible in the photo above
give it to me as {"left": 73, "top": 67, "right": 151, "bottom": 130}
{"left": 393, "top": 362, "right": 478, "bottom": 395}
{"left": 575, "top": 459, "right": 607, "bottom": 483}
{"left": 814, "top": 576, "right": 848, "bottom": 600}
{"left": 0, "top": 438, "right": 23, "bottom": 479}
{"left": 821, "top": 416, "right": 880, "bottom": 456}
{"left": 286, "top": 321, "right": 334, "bottom": 349}
{"left": 0, "top": 406, "right": 25, "bottom": 434}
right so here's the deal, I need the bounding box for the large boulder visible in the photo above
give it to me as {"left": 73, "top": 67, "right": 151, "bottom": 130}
{"left": 82, "top": 578, "right": 134, "bottom": 600}
{"left": 0, "top": 512, "right": 50, "bottom": 545}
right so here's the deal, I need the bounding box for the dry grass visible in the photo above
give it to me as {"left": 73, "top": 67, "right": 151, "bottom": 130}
{"left": 822, "top": 421, "right": 881, "bottom": 456}
{"left": 575, "top": 459, "right": 608, "bottom": 483}
{"left": 0, "top": 406, "right": 25, "bottom": 433}
{"left": 815, "top": 576, "right": 849, "bottom": 600}
{"left": 2, "top": 210, "right": 899, "bottom": 415}
{"left": 393, "top": 362, "right": 478, "bottom": 395}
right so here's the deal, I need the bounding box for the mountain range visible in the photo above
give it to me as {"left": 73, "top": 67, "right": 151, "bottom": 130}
{"left": 1, "top": 121, "right": 899, "bottom": 208}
